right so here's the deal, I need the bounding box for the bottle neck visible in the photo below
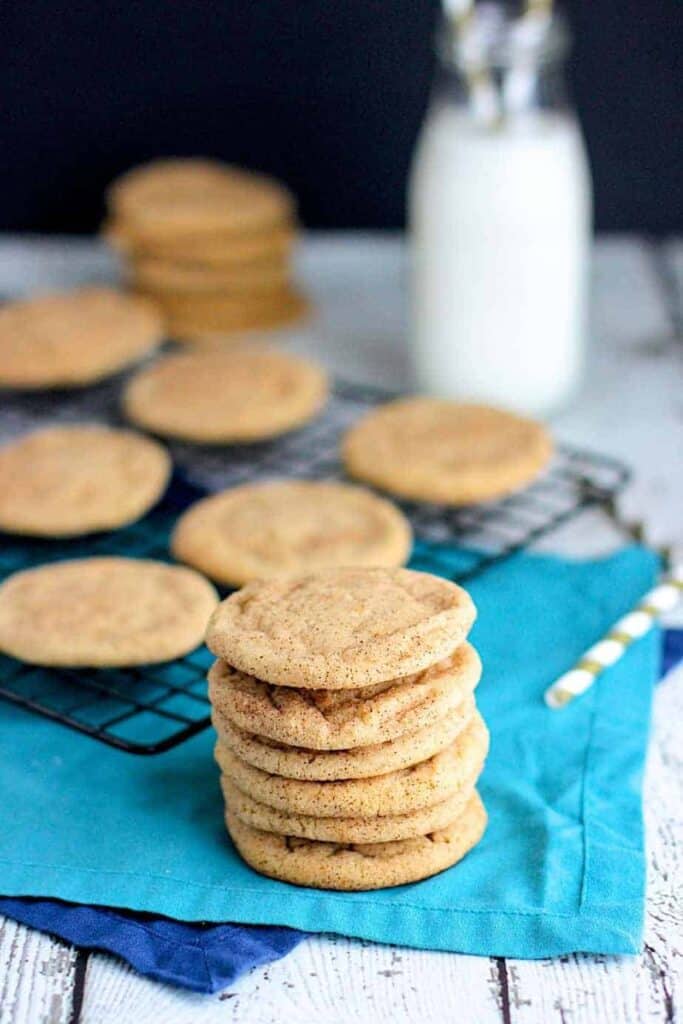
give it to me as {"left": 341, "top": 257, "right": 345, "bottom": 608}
{"left": 434, "top": 7, "right": 573, "bottom": 127}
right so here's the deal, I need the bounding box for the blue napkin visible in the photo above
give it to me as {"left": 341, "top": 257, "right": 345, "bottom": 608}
{"left": 0, "top": 546, "right": 661, "bottom": 984}
{"left": 0, "top": 897, "right": 303, "bottom": 993}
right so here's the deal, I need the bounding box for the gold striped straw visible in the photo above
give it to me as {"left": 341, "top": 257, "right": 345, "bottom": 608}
{"left": 544, "top": 562, "right": 683, "bottom": 709}
{"left": 503, "top": 0, "right": 554, "bottom": 117}
{"left": 443, "top": 0, "right": 500, "bottom": 125}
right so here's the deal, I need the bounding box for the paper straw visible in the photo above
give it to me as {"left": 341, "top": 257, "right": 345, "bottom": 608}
{"left": 544, "top": 563, "right": 683, "bottom": 709}
{"left": 443, "top": 0, "right": 500, "bottom": 125}
{"left": 503, "top": 0, "right": 554, "bottom": 118}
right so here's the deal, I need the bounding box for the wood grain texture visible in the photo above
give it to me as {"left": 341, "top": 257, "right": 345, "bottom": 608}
{"left": 79, "top": 936, "right": 501, "bottom": 1024}
{"left": 0, "top": 919, "right": 78, "bottom": 1024}
{"left": 0, "top": 235, "right": 680, "bottom": 1024}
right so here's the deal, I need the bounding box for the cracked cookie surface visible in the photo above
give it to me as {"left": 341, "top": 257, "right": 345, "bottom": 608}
{"left": 208, "top": 642, "right": 479, "bottom": 749}
{"left": 214, "top": 713, "right": 489, "bottom": 817}
{"left": 173, "top": 481, "right": 411, "bottom": 587}
{"left": 226, "top": 791, "right": 487, "bottom": 890}
{"left": 213, "top": 697, "right": 476, "bottom": 780}
{"left": 223, "top": 776, "right": 476, "bottom": 843}
{"left": 206, "top": 567, "right": 476, "bottom": 688}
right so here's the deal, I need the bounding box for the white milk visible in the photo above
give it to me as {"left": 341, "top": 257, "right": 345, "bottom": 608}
{"left": 409, "top": 106, "right": 592, "bottom": 416}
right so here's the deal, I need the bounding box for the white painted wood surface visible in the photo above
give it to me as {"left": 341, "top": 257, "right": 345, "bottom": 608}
{"left": 0, "top": 234, "right": 681, "bottom": 1024}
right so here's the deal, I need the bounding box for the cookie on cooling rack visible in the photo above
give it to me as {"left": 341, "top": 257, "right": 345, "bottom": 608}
{"left": 0, "top": 425, "right": 171, "bottom": 537}
{"left": 342, "top": 397, "right": 553, "bottom": 505}
{"left": 0, "top": 287, "right": 163, "bottom": 390}
{"left": 0, "top": 557, "right": 218, "bottom": 667}
{"left": 122, "top": 347, "right": 328, "bottom": 443}
{"left": 171, "top": 479, "right": 411, "bottom": 586}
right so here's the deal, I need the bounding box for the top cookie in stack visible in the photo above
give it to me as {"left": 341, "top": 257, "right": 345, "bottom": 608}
{"left": 104, "top": 159, "right": 307, "bottom": 342}
{"left": 206, "top": 567, "right": 489, "bottom": 891}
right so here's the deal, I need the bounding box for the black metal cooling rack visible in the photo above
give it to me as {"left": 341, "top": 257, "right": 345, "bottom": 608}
{"left": 0, "top": 473, "right": 215, "bottom": 755}
{"left": 0, "top": 379, "right": 630, "bottom": 754}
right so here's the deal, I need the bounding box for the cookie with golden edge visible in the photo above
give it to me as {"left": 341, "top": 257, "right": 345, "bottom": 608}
{"left": 215, "top": 712, "right": 489, "bottom": 818}
{"left": 226, "top": 791, "right": 487, "bottom": 890}
{"left": 122, "top": 347, "right": 328, "bottom": 444}
{"left": 158, "top": 292, "right": 309, "bottom": 339}
{"left": 105, "top": 218, "right": 295, "bottom": 266}
{"left": 107, "top": 159, "right": 294, "bottom": 240}
{"left": 213, "top": 697, "right": 476, "bottom": 781}
{"left": 223, "top": 777, "right": 475, "bottom": 844}
{"left": 342, "top": 397, "right": 553, "bottom": 505}
{"left": 173, "top": 480, "right": 412, "bottom": 588}
{"left": 144, "top": 286, "right": 309, "bottom": 339}
{"left": 0, "top": 425, "right": 171, "bottom": 537}
{"left": 0, "top": 557, "right": 218, "bottom": 667}
{"left": 206, "top": 567, "right": 476, "bottom": 688}
{"left": 130, "top": 255, "right": 290, "bottom": 293}
{"left": 0, "top": 287, "right": 163, "bottom": 390}
{"left": 208, "top": 643, "right": 479, "bottom": 749}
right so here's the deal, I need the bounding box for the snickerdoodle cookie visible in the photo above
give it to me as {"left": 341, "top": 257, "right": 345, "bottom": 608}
{"left": 0, "top": 425, "right": 170, "bottom": 537}
{"left": 213, "top": 697, "right": 475, "bottom": 781}
{"left": 223, "top": 777, "right": 476, "bottom": 844}
{"left": 208, "top": 642, "right": 479, "bottom": 749}
{"left": 214, "top": 713, "right": 489, "bottom": 818}
{"left": 173, "top": 481, "right": 412, "bottom": 587}
{"left": 0, "top": 287, "right": 163, "bottom": 390}
{"left": 107, "top": 159, "right": 294, "bottom": 241}
{"left": 206, "top": 567, "right": 476, "bottom": 688}
{"left": 342, "top": 397, "right": 553, "bottom": 505}
{"left": 0, "top": 557, "right": 218, "bottom": 666}
{"left": 226, "top": 791, "right": 487, "bottom": 890}
{"left": 122, "top": 348, "right": 328, "bottom": 443}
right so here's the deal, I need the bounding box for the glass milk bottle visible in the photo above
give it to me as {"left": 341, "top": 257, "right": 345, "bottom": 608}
{"left": 409, "top": 7, "right": 592, "bottom": 416}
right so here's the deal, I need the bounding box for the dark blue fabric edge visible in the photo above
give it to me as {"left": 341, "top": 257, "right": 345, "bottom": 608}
{"left": 0, "top": 897, "right": 305, "bottom": 994}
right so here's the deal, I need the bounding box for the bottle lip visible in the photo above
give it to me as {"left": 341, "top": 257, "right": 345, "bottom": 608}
{"left": 439, "top": 4, "right": 571, "bottom": 72}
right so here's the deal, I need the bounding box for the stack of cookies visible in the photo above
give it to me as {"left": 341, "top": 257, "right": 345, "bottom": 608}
{"left": 103, "top": 158, "right": 307, "bottom": 342}
{"left": 206, "top": 567, "right": 489, "bottom": 891}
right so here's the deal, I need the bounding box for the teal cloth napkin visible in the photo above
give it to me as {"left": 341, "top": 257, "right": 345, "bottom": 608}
{"left": 0, "top": 545, "right": 659, "bottom": 958}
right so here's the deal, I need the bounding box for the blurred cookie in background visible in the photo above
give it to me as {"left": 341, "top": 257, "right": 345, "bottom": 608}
{"left": 139, "top": 285, "right": 309, "bottom": 345}
{"left": 122, "top": 347, "right": 328, "bottom": 444}
{"left": 171, "top": 479, "right": 412, "bottom": 587}
{"left": 106, "top": 221, "right": 295, "bottom": 268}
{"left": 0, "top": 425, "right": 171, "bottom": 537}
{"left": 0, "top": 286, "right": 163, "bottom": 390}
{"left": 106, "top": 159, "right": 294, "bottom": 241}
{"left": 343, "top": 397, "right": 553, "bottom": 506}
{"left": 103, "top": 158, "right": 308, "bottom": 341}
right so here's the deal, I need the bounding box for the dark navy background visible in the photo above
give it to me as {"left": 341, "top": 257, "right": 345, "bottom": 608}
{"left": 1, "top": 1, "right": 680, "bottom": 233}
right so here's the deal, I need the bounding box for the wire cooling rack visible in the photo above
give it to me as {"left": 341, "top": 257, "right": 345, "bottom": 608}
{"left": 0, "top": 379, "right": 630, "bottom": 754}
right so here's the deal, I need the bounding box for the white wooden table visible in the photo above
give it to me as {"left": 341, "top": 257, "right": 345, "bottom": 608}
{"left": 0, "top": 234, "right": 681, "bottom": 1024}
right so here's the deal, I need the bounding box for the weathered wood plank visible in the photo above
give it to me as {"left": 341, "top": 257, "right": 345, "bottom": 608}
{"left": 81, "top": 937, "right": 502, "bottom": 1024}
{"left": 0, "top": 918, "right": 77, "bottom": 1024}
